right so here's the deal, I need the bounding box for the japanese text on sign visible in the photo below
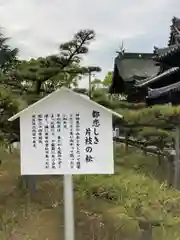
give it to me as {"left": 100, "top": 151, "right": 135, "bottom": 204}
{"left": 76, "top": 113, "right": 81, "bottom": 169}
{"left": 84, "top": 110, "right": 100, "bottom": 163}
{"left": 31, "top": 112, "right": 82, "bottom": 170}
{"left": 32, "top": 115, "right": 37, "bottom": 148}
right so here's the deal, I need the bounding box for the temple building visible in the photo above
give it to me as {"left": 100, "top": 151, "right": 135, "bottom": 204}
{"left": 109, "top": 17, "right": 180, "bottom": 105}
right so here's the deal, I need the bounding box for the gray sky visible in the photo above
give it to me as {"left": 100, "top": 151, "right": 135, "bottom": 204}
{"left": 0, "top": 0, "right": 179, "bottom": 87}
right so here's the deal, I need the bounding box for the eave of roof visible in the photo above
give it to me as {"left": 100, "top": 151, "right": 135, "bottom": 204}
{"left": 135, "top": 67, "right": 180, "bottom": 88}
{"left": 153, "top": 44, "right": 180, "bottom": 60}
{"left": 147, "top": 80, "right": 180, "bottom": 99}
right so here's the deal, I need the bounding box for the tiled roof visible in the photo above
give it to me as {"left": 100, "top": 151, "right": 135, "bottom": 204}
{"left": 168, "top": 17, "right": 180, "bottom": 46}
{"left": 135, "top": 67, "right": 180, "bottom": 88}
{"left": 172, "top": 17, "right": 180, "bottom": 27}
{"left": 153, "top": 44, "right": 180, "bottom": 60}
{"left": 115, "top": 53, "right": 159, "bottom": 81}
{"left": 147, "top": 80, "right": 180, "bottom": 99}
{"left": 154, "top": 44, "right": 178, "bottom": 55}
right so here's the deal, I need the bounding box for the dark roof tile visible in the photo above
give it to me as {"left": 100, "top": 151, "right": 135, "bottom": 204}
{"left": 135, "top": 67, "right": 180, "bottom": 87}
{"left": 147, "top": 80, "right": 180, "bottom": 99}
{"left": 168, "top": 17, "right": 180, "bottom": 46}
{"left": 172, "top": 17, "right": 180, "bottom": 27}
{"left": 153, "top": 44, "right": 180, "bottom": 60}
{"left": 115, "top": 53, "right": 159, "bottom": 80}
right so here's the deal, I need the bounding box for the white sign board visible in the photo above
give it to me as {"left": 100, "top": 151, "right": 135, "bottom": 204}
{"left": 19, "top": 90, "right": 114, "bottom": 175}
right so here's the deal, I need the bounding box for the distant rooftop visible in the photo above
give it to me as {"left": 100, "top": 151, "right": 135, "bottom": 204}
{"left": 115, "top": 52, "right": 159, "bottom": 81}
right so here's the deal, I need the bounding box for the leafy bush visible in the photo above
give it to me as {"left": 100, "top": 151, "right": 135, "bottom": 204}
{"left": 74, "top": 145, "right": 180, "bottom": 239}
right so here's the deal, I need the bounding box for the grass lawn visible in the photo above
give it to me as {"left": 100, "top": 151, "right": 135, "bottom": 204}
{"left": 0, "top": 144, "right": 180, "bottom": 239}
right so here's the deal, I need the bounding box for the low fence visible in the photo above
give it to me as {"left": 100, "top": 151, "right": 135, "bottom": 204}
{"left": 113, "top": 126, "right": 180, "bottom": 190}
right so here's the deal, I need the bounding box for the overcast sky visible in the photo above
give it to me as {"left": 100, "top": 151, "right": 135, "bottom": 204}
{"left": 0, "top": 0, "right": 179, "bottom": 87}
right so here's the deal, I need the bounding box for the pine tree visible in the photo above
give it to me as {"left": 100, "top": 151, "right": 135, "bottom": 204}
{"left": 0, "top": 32, "right": 25, "bottom": 142}
{"left": 4, "top": 29, "right": 101, "bottom": 102}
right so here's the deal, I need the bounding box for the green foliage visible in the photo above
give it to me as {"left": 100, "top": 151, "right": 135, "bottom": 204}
{"left": 102, "top": 71, "right": 113, "bottom": 87}
{"left": 4, "top": 29, "right": 101, "bottom": 100}
{"left": 0, "top": 33, "right": 25, "bottom": 142}
{"left": 92, "top": 90, "right": 178, "bottom": 152}
{"left": 0, "top": 85, "right": 26, "bottom": 141}
{"left": 92, "top": 93, "right": 145, "bottom": 110}
{"left": 0, "top": 28, "right": 101, "bottom": 140}
{"left": 91, "top": 71, "right": 112, "bottom": 90}
{"left": 92, "top": 92, "right": 180, "bottom": 128}
{"left": 74, "top": 145, "right": 180, "bottom": 239}
{"left": 0, "top": 23, "right": 180, "bottom": 239}
{"left": 120, "top": 105, "right": 180, "bottom": 127}
{"left": 0, "top": 33, "right": 19, "bottom": 73}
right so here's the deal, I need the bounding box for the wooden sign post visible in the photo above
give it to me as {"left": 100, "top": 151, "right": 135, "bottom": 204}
{"left": 8, "top": 87, "right": 122, "bottom": 240}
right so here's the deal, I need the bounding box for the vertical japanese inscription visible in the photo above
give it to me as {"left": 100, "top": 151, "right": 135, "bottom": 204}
{"left": 50, "top": 114, "right": 56, "bottom": 169}
{"left": 84, "top": 110, "right": 100, "bottom": 163}
{"left": 32, "top": 112, "right": 88, "bottom": 171}
{"left": 50, "top": 114, "right": 55, "bottom": 136}
{"left": 31, "top": 113, "right": 63, "bottom": 170}
{"left": 56, "top": 114, "right": 62, "bottom": 168}
{"left": 75, "top": 113, "right": 81, "bottom": 169}
{"left": 44, "top": 114, "right": 49, "bottom": 169}
{"left": 51, "top": 139, "right": 56, "bottom": 169}
{"left": 92, "top": 110, "right": 100, "bottom": 145}
{"left": 85, "top": 127, "right": 93, "bottom": 163}
{"left": 69, "top": 114, "right": 74, "bottom": 169}
{"left": 32, "top": 114, "right": 37, "bottom": 148}
{"left": 63, "top": 114, "right": 68, "bottom": 129}
{"left": 37, "top": 114, "right": 43, "bottom": 144}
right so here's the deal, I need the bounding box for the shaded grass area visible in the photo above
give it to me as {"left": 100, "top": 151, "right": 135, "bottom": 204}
{"left": 115, "top": 145, "right": 170, "bottom": 183}
{"left": 0, "top": 146, "right": 180, "bottom": 239}
{"left": 0, "top": 149, "right": 63, "bottom": 240}
{"left": 75, "top": 145, "right": 180, "bottom": 239}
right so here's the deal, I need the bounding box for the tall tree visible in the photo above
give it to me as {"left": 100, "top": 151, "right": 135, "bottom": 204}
{"left": 0, "top": 29, "right": 101, "bottom": 140}
{"left": 0, "top": 33, "right": 19, "bottom": 73}
{"left": 6, "top": 29, "right": 100, "bottom": 99}
{"left": 0, "top": 33, "right": 25, "bottom": 142}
